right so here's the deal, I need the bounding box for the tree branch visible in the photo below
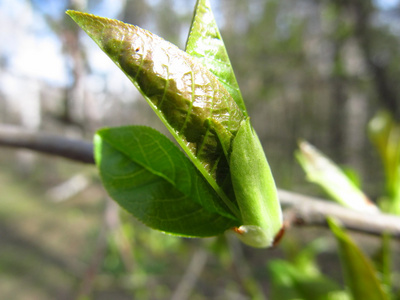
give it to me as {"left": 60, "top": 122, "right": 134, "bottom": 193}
{"left": 0, "top": 124, "right": 94, "bottom": 164}
{"left": 278, "top": 190, "right": 400, "bottom": 238}
{"left": 1, "top": 124, "right": 400, "bottom": 239}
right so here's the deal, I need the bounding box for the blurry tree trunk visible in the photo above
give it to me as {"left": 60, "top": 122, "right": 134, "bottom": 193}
{"left": 346, "top": 0, "right": 400, "bottom": 120}
{"left": 329, "top": 40, "right": 347, "bottom": 161}
{"left": 324, "top": 2, "right": 352, "bottom": 161}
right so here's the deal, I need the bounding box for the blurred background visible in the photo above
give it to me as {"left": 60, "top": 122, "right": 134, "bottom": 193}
{"left": 1, "top": 0, "right": 400, "bottom": 299}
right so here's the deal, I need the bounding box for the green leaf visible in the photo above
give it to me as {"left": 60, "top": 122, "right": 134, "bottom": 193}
{"left": 186, "top": 0, "right": 247, "bottom": 116}
{"left": 327, "top": 218, "right": 390, "bottom": 300}
{"left": 296, "top": 140, "right": 378, "bottom": 213}
{"left": 66, "top": 10, "right": 244, "bottom": 218}
{"left": 94, "top": 126, "right": 239, "bottom": 237}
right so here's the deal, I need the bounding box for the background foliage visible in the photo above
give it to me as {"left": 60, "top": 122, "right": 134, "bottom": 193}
{"left": 1, "top": 0, "right": 400, "bottom": 299}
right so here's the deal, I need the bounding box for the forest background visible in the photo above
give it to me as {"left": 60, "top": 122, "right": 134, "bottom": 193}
{"left": 1, "top": 0, "right": 400, "bottom": 299}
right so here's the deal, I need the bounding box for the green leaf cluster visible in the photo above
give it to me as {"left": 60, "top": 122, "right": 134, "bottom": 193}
{"left": 67, "top": 0, "right": 282, "bottom": 247}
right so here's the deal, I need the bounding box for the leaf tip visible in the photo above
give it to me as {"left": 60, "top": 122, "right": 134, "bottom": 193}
{"left": 65, "top": 10, "right": 88, "bottom": 24}
{"left": 66, "top": 10, "right": 129, "bottom": 52}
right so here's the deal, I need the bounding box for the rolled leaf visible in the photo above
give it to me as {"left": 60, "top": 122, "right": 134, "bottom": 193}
{"left": 230, "top": 119, "right": 282, "bottom": 248}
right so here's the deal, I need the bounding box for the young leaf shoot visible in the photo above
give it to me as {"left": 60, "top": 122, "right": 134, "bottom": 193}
{"left": 67, "top": 0, "right": 283, "bottom": 248}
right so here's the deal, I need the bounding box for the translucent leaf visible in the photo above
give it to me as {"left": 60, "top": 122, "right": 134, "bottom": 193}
{"left": 186, "top": 0, "right": 247, "bottom": 116}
